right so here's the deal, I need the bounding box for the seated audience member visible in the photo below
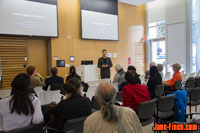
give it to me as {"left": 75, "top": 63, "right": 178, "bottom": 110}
{"left": 145, "top": 61, "right": 156, "bottom": 79}
{"left": 46, "top": 78, "right": 91, "bottom": 131}
{"left": 122, "top": 71, "right": 150, "bottom": 111}
{"left": 147, "top": 66, "right": 162, "bottom": 99}
{"left": 27, "top": 66, "right": 45, "bottom": 88}
{"left": 163, "top": 63, "right": 182, "bottom": 91}
{"left": 127, "top": 65, "right": 141, "bottom": 84}
{"left": 113, "top": 64, "right": 126, "bottom": 86}
{"left": 84, "top": 81, "right": 143, "bottom": 133}
{"left": 157, "top": 64, "right": 164, "bottom": 78}
{"left": 43, "top": 67, "right": 64, "bottom": 91}
{"left": 0, "top": 73, "right": 43, "bottom": 131}
{"left": 66, "top": 66, "right": 81, "bottom": 82}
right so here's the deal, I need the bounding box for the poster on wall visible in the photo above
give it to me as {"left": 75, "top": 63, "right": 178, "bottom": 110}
{"left": 128, "top": 58, "right": 131, "bottom": 65}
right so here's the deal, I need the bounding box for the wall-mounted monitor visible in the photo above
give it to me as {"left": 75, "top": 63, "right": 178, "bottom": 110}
{"left": 56, "top": 60, "right": 65, "bottom": 67}
{"left": 81, "top": 0, "right": 118, "bottom": 41}
{"left": 0, "top": 0, "right": 58, "bottom": 37}
{"left": 81, "top": 60, "right": 93, "bottom": 65}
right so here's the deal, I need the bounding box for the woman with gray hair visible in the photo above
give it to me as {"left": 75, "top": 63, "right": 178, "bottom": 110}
{"left": 113, "top": 64, "right": 126, "bottom": 87}
{"left": 84, "top": 81, "right": 143, "bottom": 133}
{"left": 163, "top": 63, "right": 182, "bottom": 90}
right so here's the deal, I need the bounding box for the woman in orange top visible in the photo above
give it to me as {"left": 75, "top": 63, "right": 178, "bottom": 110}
{"left": 163, "top": 63, "right": 182, "bottom": 90}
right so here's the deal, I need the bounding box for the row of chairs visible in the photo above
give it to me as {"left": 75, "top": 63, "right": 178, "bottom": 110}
{"left": 0, "top": 116, "right": 87, "bottom": 133}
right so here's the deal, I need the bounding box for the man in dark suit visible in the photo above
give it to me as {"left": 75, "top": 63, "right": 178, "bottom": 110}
{"left": 98, "top": 49, "right": 113, "bottom": 79}
{"left": 43, "top": 67, "right": 64, "bottom": 91}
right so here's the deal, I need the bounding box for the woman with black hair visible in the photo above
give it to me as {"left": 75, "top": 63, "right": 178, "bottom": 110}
{"left": 47, "top": 77, "right": 91, "bottom": 131}
{"left": 66, "top": 66, "right": 81, "bottom": 82}
{"left": 127, "top": 65, "right": 141, "bottom": 84}
{"left": 0, "top": 73, "right": 43, "bottom": 131}
{"left": 147, "top": 66, "right": 162, "bottom": 99}
{"left": 122, "top": 71, "right": 150, "bottom": 111}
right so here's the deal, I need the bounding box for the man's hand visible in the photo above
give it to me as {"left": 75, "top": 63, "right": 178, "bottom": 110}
{"left": 162, "top": 81, "right": 167, "bottom": 84}
{"left": 36, "top": 72, "right": 42, "bottom": 78}
{"left": 49, "top": 102, "right": 57, "bottom": 108}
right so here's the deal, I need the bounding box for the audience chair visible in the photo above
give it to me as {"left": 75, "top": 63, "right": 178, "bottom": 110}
{"left": 63, "top": 116, "right": 87, "bottom": 133}
{"left": 195, "top": 78, "right": 200, "bottom": 87}
{"left": 154, "top": 85, "right": 164, "bottom": 98}
{"left": 155, "top": 94, "right": 175, "bottom": 122}
{"left": 137, "top": 99, "right": 156, "bottom": 126}
{"left": 2, "top": 122, "right": 44, "bottom": 133}
{"left": 185, "top": 78, "right": 196, "bottom": 93}
{"left": 164, "top": 80, "right": 182, "bottom": 95}
{"left": 91, "top": 96, "right": 100, "bottom": 111}
{"left": 187, "top": 87, "right": 200, "bottom": 118}
{"left": 116, "top": 91, "right": 123, "bottom": 103}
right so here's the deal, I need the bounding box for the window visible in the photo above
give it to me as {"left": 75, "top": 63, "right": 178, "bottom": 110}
{"left": 148, "top": 21, "right": 166, "bottom": 39}
{"left": 191, "top": 0, "right": 200, "bottom": 72}
{"left": 148, "top": 21, "right": 166, "bottom": 73}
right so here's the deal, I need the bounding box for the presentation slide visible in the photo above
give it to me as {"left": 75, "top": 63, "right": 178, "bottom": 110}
{"left": 81, "top": 10, "right": 118, "bottom": 40}
{"left": 0, "top": 0, "right": 58, "bottom": 37}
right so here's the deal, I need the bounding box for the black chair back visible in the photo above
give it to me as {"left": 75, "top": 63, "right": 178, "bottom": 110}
{"left": 158, "top": 94, "right": 175, "bottom": 112}
{"left": 186, "top": 78, "right": 196, "bottom": 88}
{"left": 5, "top": 122, "right": 44, "bottom": 133}
{"left": 174, "top": 80, "right": 182, "bottom": 90}
{"left": 51, "top": 84, "right": 63, "bottom": 91}
{"left": 154, "top": 85, "right": 164, "bottom": 98}
{"left": 137, "top": 99, "right": 156, "bottom": 120}
{"left": 91, "top": 96, "right": 100, "bottom": 110}
{"left": 64, "top": 117, "right": 87, "bottom": 133}
{"left": 116, "top": 91, "right": 123, "bottom": 102}
{"left": 190, "top": 87, "right": 200, "bottom": 101}
{"left": 195, "top": 78, "right": 200, "bottom": 87}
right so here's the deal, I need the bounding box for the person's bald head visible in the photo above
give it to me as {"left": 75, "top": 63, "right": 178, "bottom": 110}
{"left": 95, "top": 81, "right": 117, "bottom": 122}
{"left": 149, "top": 62, "right": 156, "bottom": 67}
{"left": 97, "top": 82, "right": 114, "bottom": 95}
{"left": 95, "top": 81, "right": 116, "bottom": 106}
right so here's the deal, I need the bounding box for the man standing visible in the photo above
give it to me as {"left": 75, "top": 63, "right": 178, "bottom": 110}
{"left": 98, "top": 49, "right": 113, "bottom": 79}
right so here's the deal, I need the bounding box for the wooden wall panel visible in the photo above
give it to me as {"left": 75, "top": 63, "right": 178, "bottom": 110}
{"left": 0, "top": 36, "right": 27, "bottom": 89}
{"left": 28, "top": 39, "right": 47, "bottom": 78}
{"left": 51, "top": 1, "right": 146, "bottom": 80}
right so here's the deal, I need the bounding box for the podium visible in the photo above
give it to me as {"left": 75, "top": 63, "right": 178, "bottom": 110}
{"left": 76, "top": 65, "right": 98, "bottom": 82}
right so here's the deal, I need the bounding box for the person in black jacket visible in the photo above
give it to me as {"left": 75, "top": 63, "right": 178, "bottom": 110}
{"left": 147, "top": 66, "right": 162, "bottom": 99}
{"left": 98, "top": 49, "right": 113, "bottom": 79}
{"left": 66, "top": 66, "right": 81, "bottom": 82}
{"left": 46, "top": 78, "right": 92, "bottom": 132}
{"left": 43, "top": 67, "right": 64, "bottom": 91}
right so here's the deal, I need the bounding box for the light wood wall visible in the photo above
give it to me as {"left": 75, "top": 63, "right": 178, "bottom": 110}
{"left": 0, "top": 36, "right": 27, "bottom": 89}
{"left": 50, "top": 0, "right": 146, "bottom": 80}
{"left": 28, "top": 39, "right": 47, "bottom": 78}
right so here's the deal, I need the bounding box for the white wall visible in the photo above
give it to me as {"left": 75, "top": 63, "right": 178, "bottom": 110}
{"left": 147, "top": 0, "right": 166, "bottom": 23}
{"left": 147, "top": 0, "right": 188, "bottom": 72}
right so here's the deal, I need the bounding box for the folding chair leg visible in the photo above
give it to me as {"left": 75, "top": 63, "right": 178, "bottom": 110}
{"left": 190, "top": 106, "right": 192, "bottom": 119}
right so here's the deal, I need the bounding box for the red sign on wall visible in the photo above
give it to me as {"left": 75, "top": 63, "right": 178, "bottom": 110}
{"left": 128, "top": 58, "right": 131, "bottom": 65}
